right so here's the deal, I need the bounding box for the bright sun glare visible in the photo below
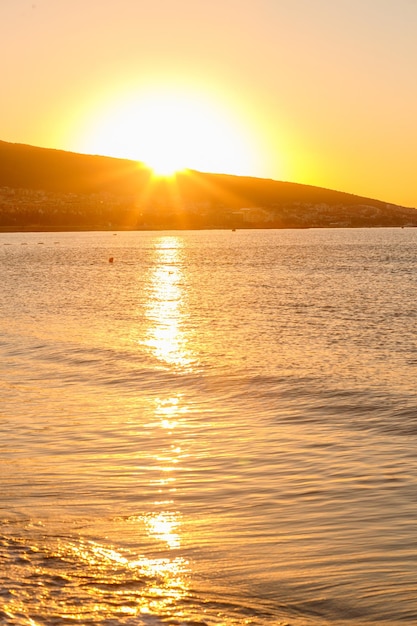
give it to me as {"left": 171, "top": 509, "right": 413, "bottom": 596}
{"left": 75, "top": 87, "right": 258, "bottom": 177}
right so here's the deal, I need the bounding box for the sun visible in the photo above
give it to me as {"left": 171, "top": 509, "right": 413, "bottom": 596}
{"left": 72, "top": 86, "right": 260, "bottom": 177}
{"left": 133, "top": 93, "right": 202, "bottom": 176}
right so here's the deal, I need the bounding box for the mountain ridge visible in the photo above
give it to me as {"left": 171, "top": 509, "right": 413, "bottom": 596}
{"left": 0, "top": 140, "right": 416, "bottom": 230}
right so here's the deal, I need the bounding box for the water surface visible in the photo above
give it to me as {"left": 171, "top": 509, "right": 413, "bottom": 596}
{"left": 1, "top": 228, "right": 417, "bottom": 625}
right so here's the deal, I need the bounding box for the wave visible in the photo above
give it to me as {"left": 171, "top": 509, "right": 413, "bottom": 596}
{"left": 0, "top": 523, "right": 292, "bottom": 626}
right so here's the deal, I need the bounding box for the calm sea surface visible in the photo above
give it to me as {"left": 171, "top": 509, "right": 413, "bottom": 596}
{"left": 1, "top": 228, "right": 417, "bottom": 625}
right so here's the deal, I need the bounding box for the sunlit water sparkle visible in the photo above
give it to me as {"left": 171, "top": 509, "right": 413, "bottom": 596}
{"left": 1, "top": 228, "right": 417, "bottom": 625}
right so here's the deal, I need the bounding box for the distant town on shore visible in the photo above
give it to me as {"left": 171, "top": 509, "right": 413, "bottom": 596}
{"left": 1, "top": 140, "right": 416, "bottom": 231}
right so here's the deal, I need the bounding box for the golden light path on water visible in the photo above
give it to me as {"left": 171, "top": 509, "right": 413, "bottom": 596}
{"left": 125, "top": 236, "right": 193, "bottom": 619}
{"left": 62, "top": 237, "right": 195, "bottom": 622}
{"left": 143, "top": 235, "right": 195, "bottom": 371}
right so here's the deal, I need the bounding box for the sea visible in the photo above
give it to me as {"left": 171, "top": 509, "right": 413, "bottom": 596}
{"left": 1, "top": 228, "right": 417, "bottom": 626}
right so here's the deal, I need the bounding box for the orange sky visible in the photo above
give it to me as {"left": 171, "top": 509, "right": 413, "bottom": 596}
{"left": 1, "top": 0, "right": 417, "bottom": 207}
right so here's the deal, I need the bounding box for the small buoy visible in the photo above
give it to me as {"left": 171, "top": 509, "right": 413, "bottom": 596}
{"left": 109, "top": 257, "right": 114, "bottom": 263}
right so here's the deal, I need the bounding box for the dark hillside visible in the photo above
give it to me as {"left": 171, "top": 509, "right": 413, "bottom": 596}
{"left": 175, "top": 170, "right": 390, "bottom": 209}
{"left": 0, "top": 140, "right": 416, "bottom": 230}
{"left": 0, "top": 141, "right": 149, "bottom": 194}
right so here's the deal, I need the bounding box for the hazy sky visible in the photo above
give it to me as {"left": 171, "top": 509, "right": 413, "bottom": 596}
{"left": 2, "top": 0, "right": 417, "bottom": 206}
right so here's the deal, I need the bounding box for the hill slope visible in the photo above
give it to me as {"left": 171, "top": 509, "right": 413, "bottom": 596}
{"left": 0, "top": 140, "right": 415, "bottom": 230}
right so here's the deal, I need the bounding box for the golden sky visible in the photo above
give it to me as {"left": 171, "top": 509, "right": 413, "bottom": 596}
{"left": 1, "top": 0, "right": 417, "bottom": 207}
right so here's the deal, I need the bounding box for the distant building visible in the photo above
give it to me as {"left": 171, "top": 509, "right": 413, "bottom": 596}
{"left": 236, "top": 207, "right": 275, "bottom": 224}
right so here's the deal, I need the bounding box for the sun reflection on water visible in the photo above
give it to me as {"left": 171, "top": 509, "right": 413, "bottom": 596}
{"left": 102, "top": 393, "right": 191, "bottom": 617}
{"left": 142, "top": 236, "right": 195, "bottom": 370}
{"left": 119, "top": 240, "right": 198, "bottom": 620}
{"left": 144, "top": 511, "right": 181, "bottom": 549}
{"left": 53, "top": 537, "right": 190, "bottom": 621}
{"left": 143, "top": 395, "right": 188, "bottom": 551}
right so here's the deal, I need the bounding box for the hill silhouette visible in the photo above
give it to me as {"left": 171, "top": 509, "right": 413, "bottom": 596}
{"left": 0, "top": 140, "right": 149, "bottom": 194}
{"left": 0, "top": 140, "right": 416, "bottom": 231}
